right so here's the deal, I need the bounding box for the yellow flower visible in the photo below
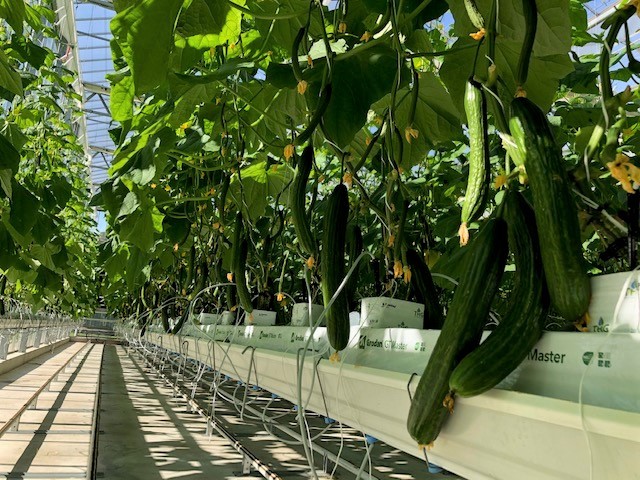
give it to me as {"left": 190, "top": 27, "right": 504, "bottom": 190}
{"left": 306, "top": 256, "right": 316, "bottom": 269}
{"left": 284, "top": 144, "right": 295, "bottom": 161}
{"left": 393, "top": 260, "right": 403, "bottom": 278}
{"left": 164, "top": 185, "right": 171, "bottom": 192}
{"left": 387, "top": 234, "right": 395, "bottom": 248}
{"left": 360, "top": 31, "right": 372, "bottom": 42}
{"left": 276, "top": 292, "right": 284, "bottom": 302}
{"left": 297, "top": 80, "right": 308, "bottom": 95}
{"left": 459, "top": 222, "right": 470, "bottom": 247}
{"left": 338, "top": 21, "right": 347, "bottom": 34}
{"left": 178, "top": 121, "right": 191, "bottom": 132}
{"left": 150, "top": 183, "right": 157, "bottom": 189}
{"left": 213, "top": 222, "right": 220, "bottom": 230}
{"left": 608, "top": 153, "right": 640, "bottom": 194}
{"left": 470, "top": 28, "right": 486, "bottom": 41}
{"left": 227, "top": 272, "right": 234, "bottom": 282}
{"left": 329, "top": 351, "right": 341, "bottom": 362}
{"left": 173, "top": 243, "right": 179, "bottom": 252}
{"left": 494, "top": 174, "right": 508, "bottom": 190}
{"left": 307, "top": 55, "right": 314, "bottom": 67}
{"left": 405, "top": 126, "right": 419, "bottom": 143}
{"left": 403, "top": 265, "right": 412, "bottom": 283}
{"left": 343, "top": 171, "right": 353, "bottom": 189}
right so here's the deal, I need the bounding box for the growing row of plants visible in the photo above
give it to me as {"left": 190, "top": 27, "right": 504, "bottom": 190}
{"left": 101, "top": 0, "right": 638, "bottom": 443}
{"left": 0, "top": 0, "right": 98, "bottom": 316}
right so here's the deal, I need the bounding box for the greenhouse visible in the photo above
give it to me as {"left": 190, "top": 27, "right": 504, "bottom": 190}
{"left": 0, "top": 0, "right": 639, "bottom": 478}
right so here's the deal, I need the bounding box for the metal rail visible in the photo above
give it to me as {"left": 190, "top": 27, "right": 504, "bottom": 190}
{"left": 86, "top": 346, "right": 104, "bottom": 479}
{"left": 0, "top": 343, "right": 90, "bottom": 438}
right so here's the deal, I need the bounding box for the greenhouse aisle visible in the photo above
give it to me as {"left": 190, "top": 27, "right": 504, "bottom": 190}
{"left": 97, "top": 345, "right": 268, "bottom": 479}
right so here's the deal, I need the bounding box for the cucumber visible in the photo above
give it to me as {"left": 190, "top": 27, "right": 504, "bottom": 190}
{"left": 407, "top": 217, "right": 508, "bottom": 445}
{"left": 405, "top": 249, "right": 444, "bottom": 330}
{"left": 516, "top": 0, "right": 538, "bottom": 87}
{"left": 290, "top": 145, "right": 316, "bottom": 257}
{"left": 321, "top": 184, "right": 350, "bottom": 354}
{"left": 464, "top": 0, "right": 485, "bottom": 30}
{"left": 185, "top": 245, "right": 195, "bottom": 288}
{"left": 160, "top": 304, "right": 171, "bottom": 333}
{"left": 459, "top": 79, "right": 490, "bottom": 246}
{"left": 510, "top": 97, "right": 590, "bottom": 322}
{"left": 449, "top": 191, "right": 549, "bottom": 397}
{"left": 232, "top": 213, "right": 253, "bottom": 314}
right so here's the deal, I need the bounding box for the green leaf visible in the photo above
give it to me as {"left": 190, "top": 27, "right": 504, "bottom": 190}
{"left": 110, "top": 71, "right": 135, "bottom": 122}
{"left": 0, "top": 49, "right": 23, "bottom": 98}
{"left": 125, "top": 246, "right": 150, "bottom": 290}
{"left": 120, "top": 206, "right": 164, "bottom": 252}
{"left": 111, "top": 0, "right": 184, "bottom": 94}
{"left": 323, "top": 45, "right": 405, "bottom": 148}
{"left": 118, "top": 191, "right": 140, "bottom": 217}
{"left": 230, "top": 160, "right": 294, "bottom": 220}
{"left": 0, "top": 0, "right": 26, "bottom": 33}
{"left": 176, "top": 0, "right": 242, "bottom": 49}
{"left": 9, "top": 181, "right": 39, "bottom": 235}
{"left": 0, "top": 222, "right": 16, "bottom": 270}
{"left": 0, "top": 132, "right": 20, "bottom": 175}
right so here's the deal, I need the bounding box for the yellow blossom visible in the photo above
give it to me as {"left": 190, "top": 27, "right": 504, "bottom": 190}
{"left": 459, "top": 222, "right": 470, "bottom": 247}
{"left": 215, "top": 97, "right": 221, "bottom": 105}
{"left": 393, "top": 260, "right": 403, "bottom": 278}
{"left": 387, "top": 234, "right": 395, "bottom": 248}
{"left": 343, "top": 171, "right": 353, "bottom": 189}
{"left": 284, "top": 144, "right": 295, "bottom": 161}
{"left": 405, "top": 126, "right": 419, "bottom": 143}
{"left": 213, "top": 222, "right": 220, "bottom": 230}
{"left": 307, "top": 55, "right": 314, "bottom": 67}
{"left": 338, "top": 21, "right": 347, "bottom": 34}
{"left": 173, "top": 243, "right": 179, "bottom": 252}
{"left": 360, "top": 31, "right": 372, "bottom": 42}
{"left": 329, "top": 351, "right": 341, "bottom": 362}
{"left": 470, "top": 28, "right": 486, "bottom": 41}
{"left": 227, "top": 272, "right": 234, "bottom": 282}
{"left": 306, "top": 256, "right": 316, "bottom": 269}
{"left": 230, "top": 305, "right": 238, "bottom": 312}
{"left": 494, "top": 174, "right": 508, "bottom": 190}
{"left": 608, "top": 153, "right": 640, "bottom": 193}
{"left": 178, "top": 121, "right": 191, "bottom": 132}
{"left": 150, "top": 183, "right": 157, "bottom": 189}
{"left": 164, "top": 185, "right": 171, "bottom": 192}
{"left": 403, "top": 265, "right": 412, "bottom": 283}
{"left": 276, "top": 292, "right": 284, "bottom": 302}
{"left": 297, "top": 80, "right": 308, "bottom": 95}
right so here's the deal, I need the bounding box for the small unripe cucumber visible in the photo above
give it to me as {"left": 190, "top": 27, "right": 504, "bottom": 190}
{"left": 290, "top": 146, "right": 316, "bottom": 257}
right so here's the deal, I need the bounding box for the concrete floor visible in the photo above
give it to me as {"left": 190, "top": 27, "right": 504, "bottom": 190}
{"left": 0, "top": 342, "right": 102, "bottom": 479}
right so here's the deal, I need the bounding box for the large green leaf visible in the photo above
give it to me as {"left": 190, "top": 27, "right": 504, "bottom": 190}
{"left": 323, "top": 45, "right": 405, "bottom": 148}
{"left": 176, "top": 0, "right": 242, "bottom": 49}
{"left": 9, "top": 181, "right": 39, "bottom": 236}
{"left": 230, "top": 160, "right": 294, "bottom": 220}
{"left": 0, "top": 49, "right": 23, "bottom": 98}
{"left": 125, "top": 246, "right": 151, "bottom": 290}
{"left": 111, "top": 0, "right": 184, "bottom": 94}
{"left": 0, "top": 0, "right": 25, "bottom": 34}
{"left": 119, "top": 206, "right": 164, "bottom": 252}
{"left": 109, "top": 71, "right": 134, "bottom": 122}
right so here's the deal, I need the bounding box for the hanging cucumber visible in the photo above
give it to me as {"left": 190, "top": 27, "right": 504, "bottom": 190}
{"left": 184, "top": 245, "right": 195, "bottom": 289}
{"left": 515, "top": 0, "right": 538, "bottom": 88}
{"left": 321, "top": 184, "right": 350, "bottom": 356}
{"left": 510, "top": 97, "right": 590, "bottom": 322}
{"left": 193, "top": 260, "right": 208, "bottom": 296}
{"left": 459, "top": 79, "right": 490, "bottom": 246}
{"left": 0, "top": 275, "right": 6, "bottom": 316}
{"left": 232, "top": 213, "right": 253, "bottom": 314}
{"left": 405, "top": 249, "right": 444, "bottom": 330}
{"left": 290, "top": 145, "right": 316, "bottom": 257}
{"left": 464, "top": 0, "right": 484, "bottom": 30}
{"left": 407, "top": 217, "right": 508, "bottom": 446}
{"left": 449, "top": 191, "right": 549, "bottom": 397}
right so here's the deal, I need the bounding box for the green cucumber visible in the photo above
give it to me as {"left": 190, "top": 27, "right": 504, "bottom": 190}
{"left": 510, "top": 97, "right": 590, "bottom": 322}
{"left": 407, "top": 217, "right": 508, "bottom": 446}
{"left": 459, "top": 79, "right": 490, "bottom": 246}
{"left": 449, "top": 191, "right": 549, "bottom": 397}
{"left": 464, "top": 0, "right": 485, "bottom": 30}
{"left": 321, "top": 184, "right": 350, "bottom": 354}
{"left": 160, "top": 304, "right": 171, "bottom": 333}
{"left": 232, "top": 213, "right": 253, "bottom": 314}
{"left": 405, "top": 249, "right": 444, "bottom": 330}
{"left": 290, "top": 145, "right": 316, "bottom": 257}
{"left": 515, "top": 0, "right": 538, "bottom": 87}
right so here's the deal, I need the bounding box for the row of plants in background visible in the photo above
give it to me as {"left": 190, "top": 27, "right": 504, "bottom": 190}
{"left": 97, "top": 0, "right": 638, "bottom": 446}
{"left": 0, "top": 1, "right": 98, "bottom": 316}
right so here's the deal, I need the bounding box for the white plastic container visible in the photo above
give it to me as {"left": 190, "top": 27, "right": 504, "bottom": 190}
{"left": 588, "top": 271, "right": 640, "bottom": 333}
{"left": 245, "top": 309, "right": 276, "bottom": 326}
{"left": 198, "top": 312, "right": 221, "bottom": 325}
{"left": 219, "top": 311, "right": 235, "bottom": 325}
{"left": 360, "top": 297, "right": 424, "bottom": 329}
{"left": 291, "top": 303, "right": 324, "bottom": 327}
